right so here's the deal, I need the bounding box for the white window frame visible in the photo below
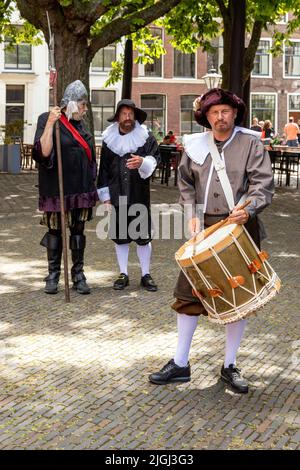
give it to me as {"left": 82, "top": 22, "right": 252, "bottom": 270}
{"left": 206, "top": 36, "right": 223, "bottom": 74}
{"left": 5, "top": 84, "right": 26, "bottom": 139}
{"left": 140, "top": 93, "right": 167, "bottom": 134}
{"left": 180, "top": 94, "right": 203, "bottom": 134}
{"left": 3, "top": 40, "right": 32, "bottom": 72}
{"left": 138, "top": 28, "right": 164, "bottom": 79}
{"left": 276, "top": 13, "right": 288, "bottom": 24}
{"left": 91, "top": 89, "right": 116, "bottom": 137}
{"left": 287, "top": 93, "right": 300, "bottom": 121}
{"left": 251, "top": 38, "right": 272, "bottom": 79}
{"left": 90, "top": 45, "right": 117, "bottom": 74}
{"left": 173, "top": 50, "right": 196, "bottom": 80}
{"left": 283, "top": 39, "right": 300, "bottom": 79}
{"left": 250, "top": 92, "right": 277, "bottom": 133}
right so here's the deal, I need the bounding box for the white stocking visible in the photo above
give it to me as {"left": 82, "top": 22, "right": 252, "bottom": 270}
{"left": 224, "top": 319, "right": 247, "bottom": 368}
{"left": 114, "top": 243, "right": 129, "bottom": 275}
{"left": 136, "top": 243, "right": 152, "bottom": 277}
{"left": 174, "top": 314, "right": 199, "bottom": 367}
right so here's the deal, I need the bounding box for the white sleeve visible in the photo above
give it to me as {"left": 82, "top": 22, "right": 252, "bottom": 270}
{"left": 97, "top": 186, "right": 111, "bottom": 202}
{"left": 138, "top": 155, "right": 157, "bottom": 179}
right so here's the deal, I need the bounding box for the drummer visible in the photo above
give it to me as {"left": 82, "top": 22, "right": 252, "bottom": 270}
{"left": 149, "top": 88, "right": 274, "bottom": 393}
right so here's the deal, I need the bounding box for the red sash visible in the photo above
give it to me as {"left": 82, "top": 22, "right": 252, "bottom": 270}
{"left": 60, "top": 113, "right": 92, "bottom": 161}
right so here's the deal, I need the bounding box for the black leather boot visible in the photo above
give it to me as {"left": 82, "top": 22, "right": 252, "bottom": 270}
{"left": 69, "top": 234, "right": 91, "bottom": 294}
{"left": 40, "top": 232, "right": 62, "bottom": 294}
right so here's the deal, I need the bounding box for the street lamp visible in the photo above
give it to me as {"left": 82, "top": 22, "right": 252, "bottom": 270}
{"left": 202, "top": 68, "right": 222, "bottom": 90}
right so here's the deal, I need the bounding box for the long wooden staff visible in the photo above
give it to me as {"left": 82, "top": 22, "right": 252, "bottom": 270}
{"left": 47, "top": 11, "right": 70, "bottom": 303}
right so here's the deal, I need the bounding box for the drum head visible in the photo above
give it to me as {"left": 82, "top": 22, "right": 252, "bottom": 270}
{"left": 176, "top": 223, "right": 242, "bottom": 267}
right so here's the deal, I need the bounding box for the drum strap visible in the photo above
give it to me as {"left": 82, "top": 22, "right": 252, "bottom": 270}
{"left": 207, "top": 132, "right": 235, "bottom": 211}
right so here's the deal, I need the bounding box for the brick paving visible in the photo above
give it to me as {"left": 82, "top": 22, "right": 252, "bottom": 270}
{"left": 0, "top": 171, "right": 299, "bottom": 450}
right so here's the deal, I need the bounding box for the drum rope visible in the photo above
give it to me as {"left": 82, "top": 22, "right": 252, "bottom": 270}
{"left": 190, "top": 255, "right": 237, "bottom": 309}
{"left": 210, "top": 245, "right": 257, "bottom": 297}
{"left": 230, "top": 234, "right": 270, "bottom": 285}
{"left": 175, "top": 258, "right": 215, "bottom": 312}
{"left": 241, "top": 226, "right": 273, "bottom": 279}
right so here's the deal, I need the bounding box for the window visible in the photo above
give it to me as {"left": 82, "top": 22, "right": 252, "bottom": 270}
{"left": 251, "top": 93, "right": 276, "bottom": 129}
{"left": 91, "top": 90, "right": 115, "bottom": 137}
{"left": 276, "top": 13, "right": 288, "bottom": 24}
{"left": 139, "top": 28, "right": 163, "bottom": 77}
{"left": 284, "top": 41, "right": 300, "bottom": 77}
{"left": 4, "top": 40, "right": 31, "bottom": 70}
{"left": 5, "top": 85, "right": 25, "bottom": 140}
{"left": 252, "top": 40, "right": 271, "bottom": 77}
{"left": 141, "top": 94, "right": 166, "bottom": 136}
{"left": 207, "top": 36, "right": 223, "bottom": 73}
{"left": 174, "top": 50, "right": 195, "bottom": 78}
{"left": 180, "top": 95, "right": 203, "bottom": 134}
{"left": 288, "top": 94, "right": 300, "bottom": 123}
{"left": 91, "top": 45, "right": 116, "bottom": 72}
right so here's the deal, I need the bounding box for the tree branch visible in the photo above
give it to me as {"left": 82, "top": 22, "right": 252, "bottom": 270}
{"left": 65, "top": 0, "right": 123, "bottom": 24}
{"left": 243, "top": 19, "right": 263, "bottom": 85}
{"left": 215, "top": 0, "right": 230, "bottom": 23}
{"left": 89, "top": 0, "right": 182, "bottom": 57}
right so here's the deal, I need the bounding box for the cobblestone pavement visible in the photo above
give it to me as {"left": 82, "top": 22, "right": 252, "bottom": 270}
{"left": 0, "top": 172, "right": 299, "bottom": 450}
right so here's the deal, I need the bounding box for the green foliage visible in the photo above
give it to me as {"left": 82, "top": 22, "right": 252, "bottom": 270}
{"left": 90, "top": 0, "right": 156, "bottom": 36}
{"left": 104, "top": 53, "right": 124, "bottom": 87}
{"left": 132, "top": 27, "right": 166, "bottom": 64}
{"left": 0, "top": 1, "right": 41, "bottom": 45}
{"left": 163, "top": 0, "right": 221, "bottom": 53}
{"left": 161, "top": 0, "right": 300, "bottom": 55}
{"left": 105, "top": 26, "right": 166, "bottom": 86}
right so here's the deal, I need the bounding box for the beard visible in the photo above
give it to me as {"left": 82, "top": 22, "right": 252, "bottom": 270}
{"left": 119, "top": 120, "right": 135, "bottom": 133}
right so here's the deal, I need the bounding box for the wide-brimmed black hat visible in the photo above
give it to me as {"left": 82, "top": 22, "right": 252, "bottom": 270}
{"left": 194, "top": 88, "right": 246, "bottom": 129}
{"left": 107, "top": 99, "right": 147, "bottom": 124}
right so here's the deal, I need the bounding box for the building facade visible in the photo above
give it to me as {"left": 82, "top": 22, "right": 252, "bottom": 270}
{"left": 132, "top": 15, "right": 300, "bottom": 138}
{"left": 0, "top": 36, "right": 122, "bottom": 144}
{"left": 1, "top": 13, "right": 300, "bottom": 144}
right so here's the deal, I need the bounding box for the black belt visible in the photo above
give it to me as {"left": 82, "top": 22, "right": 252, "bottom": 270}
{"left": 205, "top": 213, "right": 229, "bottom": 218}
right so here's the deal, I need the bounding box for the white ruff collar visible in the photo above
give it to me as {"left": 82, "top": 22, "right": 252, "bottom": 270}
{"left": 103, "top": 121, "right": 149, "bottom": 157}
{"left": 183, "top": 126, "right": 261, "bottom": 165}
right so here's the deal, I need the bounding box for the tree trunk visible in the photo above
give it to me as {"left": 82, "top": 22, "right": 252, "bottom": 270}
{"left": 243, "top": 20, "right": 263, "bottom": 86}
{"left": 122, "top": 39, "right": 133, "bottom": 100}
{"left": 242, "top": 68, "right": 251, "bottom": 127}
{"left": 53, "top": 31, "right": 94, "bottom": 134}
{"left": 221, "top": 26, "right": 232, "bottom": 90}
{"left": 228, "top": 0, "right": 246, "bottom": 97}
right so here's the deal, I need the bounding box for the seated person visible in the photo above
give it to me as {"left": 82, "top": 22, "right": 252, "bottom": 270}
{"left": 162, "top": 134, "right": 171, "bottom": 145}
{"left": 167, "top": 130, "right": 177, "bottom": 144}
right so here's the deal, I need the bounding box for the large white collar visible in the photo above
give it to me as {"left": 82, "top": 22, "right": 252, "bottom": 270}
{"left": 183, "top": 126, "right": 261, "bottom": 165}
{"left": 103, "top": 121, "right": 149, "bottom": 157}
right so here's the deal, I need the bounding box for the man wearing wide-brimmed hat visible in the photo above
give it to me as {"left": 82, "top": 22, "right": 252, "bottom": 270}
{"left": 97, "top": 99, "right": 159, "bottom": 292}
{"left": 149, "top": 88, "right": 274, "bottom": 393}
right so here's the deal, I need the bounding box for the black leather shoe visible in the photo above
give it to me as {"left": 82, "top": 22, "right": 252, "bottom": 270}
{"left": 73, "top": 278, "right": 91, "bottom": 295}
{"left": 221, "top": 364, "right": 249, "bottom": 393}
{"left": 113, "top": 273, "right": 129, "bottom": 290}
{"left": 149, "top": 359, "right": 191, "bottom": 385}
{"left": 44, "top": 279, "right": 59, "bottom": 294}
{"left": 141, "top": 274, "right": 157, "bottom": 292}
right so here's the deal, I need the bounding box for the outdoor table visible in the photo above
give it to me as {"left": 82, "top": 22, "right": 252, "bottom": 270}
{"left": 268, "top": 146, "right": 300, "bottom": 188}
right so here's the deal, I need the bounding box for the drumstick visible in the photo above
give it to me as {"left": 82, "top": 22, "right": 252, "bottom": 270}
{"left": 192, "top": 199, "right": 251, "bottom": 254}
{"left": 203, "top": 199, "right": 251, "bottom": 240}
